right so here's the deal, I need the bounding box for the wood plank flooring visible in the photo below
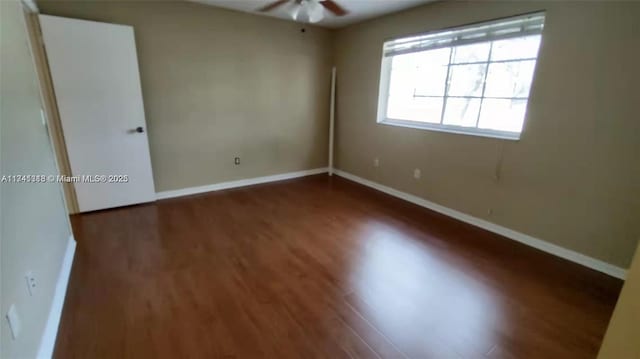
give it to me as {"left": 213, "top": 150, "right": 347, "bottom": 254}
{"left": 55, "top": 175, "right": 622, "bottom": 358}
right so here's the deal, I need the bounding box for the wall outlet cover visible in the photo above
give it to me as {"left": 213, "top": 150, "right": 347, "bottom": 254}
{"left": 25, "top": 271, "right": 37, "bottom": 296}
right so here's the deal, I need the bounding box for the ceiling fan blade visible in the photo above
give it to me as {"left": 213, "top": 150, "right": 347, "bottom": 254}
{"left": 320, "top": 0, "right": 348, "bottom": 16}
{"left": 257, "top": 0, "right": 289, "bottom": 12}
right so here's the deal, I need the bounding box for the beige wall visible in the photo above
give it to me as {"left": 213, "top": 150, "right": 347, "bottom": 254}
{"left": 38, "top": 0, "right": 333, "bottom": 192}
{"left": 0, "top": 1, "right": 73, "bottom": 357}
{"left": 598, "top": 241, "right": 640, "bottom": 358}
{"left": 34, "top": 0, "right": 639, "bottom": 268}
{"left": 333, "top": 1, "right": 640, "bottom": 268}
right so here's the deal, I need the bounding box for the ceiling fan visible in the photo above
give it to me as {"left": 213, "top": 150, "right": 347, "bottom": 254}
{"left": 257, "top": 0, "right": 349, "bottom": 23}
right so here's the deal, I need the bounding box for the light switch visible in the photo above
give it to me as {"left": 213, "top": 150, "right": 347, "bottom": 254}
{"left": 6, "top": 304, "right": 21, "bottom": 340}
{"left": 40, "top": 108, "right": 47, "bottom": 127}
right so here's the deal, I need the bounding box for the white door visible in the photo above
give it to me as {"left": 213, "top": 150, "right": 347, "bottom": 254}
{"left": 39, "top": 15, "right": 156, "bottom": 212}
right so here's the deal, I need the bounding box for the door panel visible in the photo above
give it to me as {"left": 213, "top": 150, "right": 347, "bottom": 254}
{"left": 39, "top": 15, "right": 156, "bottom": 212}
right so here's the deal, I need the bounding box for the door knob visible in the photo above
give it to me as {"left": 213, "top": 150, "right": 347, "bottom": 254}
{"left": 135, "top": 126, "right": 144, "bottom": 133}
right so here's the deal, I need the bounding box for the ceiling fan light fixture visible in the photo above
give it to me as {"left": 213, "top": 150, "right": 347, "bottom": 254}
{"left": 307, "top": 0, "right": 324, "bottom": 23}
{"left": 256, "top": 0, "right": 348, "bottom": 22}
{"left": 285, "top": 2, "right": 301, "bottom": 21}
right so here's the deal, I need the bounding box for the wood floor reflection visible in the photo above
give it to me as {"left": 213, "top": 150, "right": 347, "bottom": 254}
{"left": 55, "top": 174, "right": 622, "bottom": 358}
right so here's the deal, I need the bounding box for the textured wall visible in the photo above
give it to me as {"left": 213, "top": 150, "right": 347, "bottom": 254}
{"left": 599, "top": 242, "right": 640, "bottom": 358}
{"left": 333, "top": 1, "right": 640, "bottom": 268}
{"left": 1, "top": 1, "right": 72, "bottom": 357}
{"left": 39, "top": 0, "right": 333, "bottom": 192}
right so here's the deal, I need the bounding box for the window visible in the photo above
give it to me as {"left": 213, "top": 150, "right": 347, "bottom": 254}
{"left": 377, "top": 13, "right": 545, "bottom": 140}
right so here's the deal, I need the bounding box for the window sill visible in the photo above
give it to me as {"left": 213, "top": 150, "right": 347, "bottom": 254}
{"left": 378, "top": 118, "right": 521, "bottom": 141}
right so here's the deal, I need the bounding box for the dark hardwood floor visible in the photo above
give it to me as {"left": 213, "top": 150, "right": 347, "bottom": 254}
{"left": 55, "top": 174, "right": 622, "bottom": 359}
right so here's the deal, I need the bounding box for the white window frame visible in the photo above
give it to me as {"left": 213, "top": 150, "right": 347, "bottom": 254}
{"left": 376, "top": 12, "right": 545, "bottom": 141}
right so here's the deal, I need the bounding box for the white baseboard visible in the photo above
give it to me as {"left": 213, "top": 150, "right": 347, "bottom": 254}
{"left": 334, "top": 169, "right": 627, "bottom": 280}
{"left": 37, "top": 235, "right": 76, "bottom": 359}
{"left": 156, "top": 167, "right": 329, "bottom": 200}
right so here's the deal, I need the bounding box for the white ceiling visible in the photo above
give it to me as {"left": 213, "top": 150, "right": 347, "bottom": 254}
{"left": 189, "top": 0, "right": 435, "bottom": 28}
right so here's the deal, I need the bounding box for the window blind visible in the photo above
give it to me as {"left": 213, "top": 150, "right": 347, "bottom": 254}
{"left": 383, "top": 12, "right": 545, "bottom": 58}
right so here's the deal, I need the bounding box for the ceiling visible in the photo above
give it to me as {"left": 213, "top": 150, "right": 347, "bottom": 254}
{"left": 189, "top": 0, "right": 435, "bottom": 28}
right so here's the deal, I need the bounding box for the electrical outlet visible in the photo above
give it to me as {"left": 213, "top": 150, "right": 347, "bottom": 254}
{"left": 6, "top": 304, "right": 21, "bottom": 340}
{"left": 234, "top": 157, "right": 240, "bottom": 165}
{"left": 373, "top": 158, "right": 379, "bottom": 167}
{"left": 25, "top": 271, "right": 37, "bottom": 296}
{"left": 487, "top": 208, "right": 494, "bottom": 216}
{"left": 413, "top": 168, "right": 421, "bottom": 179}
